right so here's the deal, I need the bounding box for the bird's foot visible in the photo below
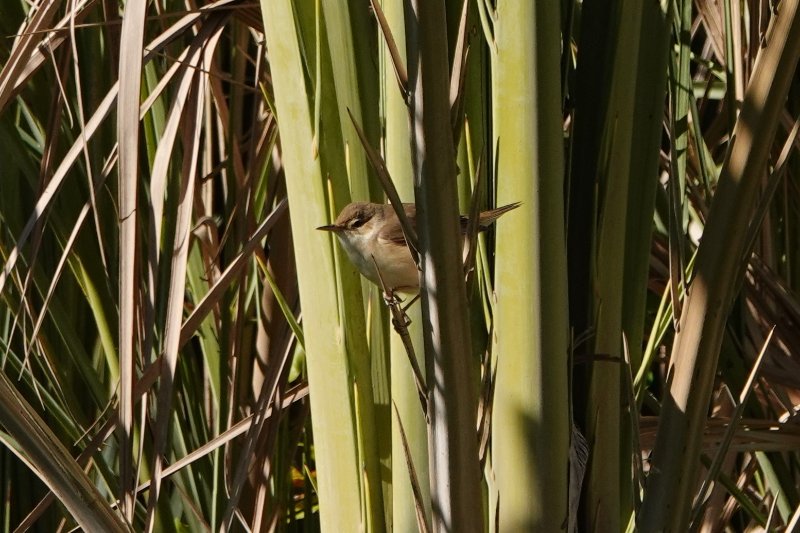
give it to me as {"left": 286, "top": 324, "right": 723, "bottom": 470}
{"left": 382, "top": 289, "right": 402, "bottom": 306}
{"left": 383, "top": 290, "right": 413, "bottom": 328}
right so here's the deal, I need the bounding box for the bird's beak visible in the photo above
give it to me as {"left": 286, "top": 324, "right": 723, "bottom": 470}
{"left": 316, "top": 224, "right": 341, "bottom": 232}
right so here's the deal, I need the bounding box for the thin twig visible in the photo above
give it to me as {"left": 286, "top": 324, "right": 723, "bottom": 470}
{"left": 369, "top": 0, "right": 409, "bottom": 101}
{"left": 371, "top": 256, "right": 428, "bottom": 417}
{"left": 393, "top": 402, "right": 431, "bottom": 533}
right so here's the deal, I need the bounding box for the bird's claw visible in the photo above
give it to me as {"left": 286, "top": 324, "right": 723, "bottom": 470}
{"left": 383, "top": 289, "right": 413, "bottom": 329}
{"left": 382, "top": 289, "right": 402, "bottom": 307}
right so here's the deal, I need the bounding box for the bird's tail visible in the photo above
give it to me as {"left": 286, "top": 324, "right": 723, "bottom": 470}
{"left": 477, "top": 202, "right": 521, "bottom": 228}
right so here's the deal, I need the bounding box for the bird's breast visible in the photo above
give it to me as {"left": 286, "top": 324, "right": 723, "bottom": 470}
{"left": 336, "top": 232, "right": 418, "bottom": 291}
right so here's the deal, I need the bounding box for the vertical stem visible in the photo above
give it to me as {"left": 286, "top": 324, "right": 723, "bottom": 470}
{"left": 381, "top": 0, "right": 431, "bottom": 530}
{"left": 492, "top": 1, "right": 569, "bottom": 530}
{"left": 407, "top": 1, "right": 483, "bottom": 531}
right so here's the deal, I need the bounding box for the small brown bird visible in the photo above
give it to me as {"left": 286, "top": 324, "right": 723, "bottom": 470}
{"left": 317, "top": 202, "right": 519, "bottom": 293}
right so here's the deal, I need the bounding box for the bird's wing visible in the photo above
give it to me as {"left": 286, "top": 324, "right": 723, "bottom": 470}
{"left": 378, "top": 204, "right": 416, "bottom": 246}
{"left": 378, "top": 224, "right": 407, "bottom": 246}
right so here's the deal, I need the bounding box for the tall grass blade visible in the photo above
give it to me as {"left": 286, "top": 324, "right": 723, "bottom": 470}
{"left": 116, "top": 0, "right": 147, "bottom": 519}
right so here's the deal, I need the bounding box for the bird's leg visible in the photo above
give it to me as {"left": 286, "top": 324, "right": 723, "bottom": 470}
{"left": 382, "top": 287, "right": 401, "bottom": 306}
{"left": 385, "top": 289, "right": 412, "bottom": 329}
{"left": 369, "top": 257, "right": 427, "bottom": 415}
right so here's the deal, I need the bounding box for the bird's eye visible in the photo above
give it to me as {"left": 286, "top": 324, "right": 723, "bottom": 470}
{"left": 349, "top": 217, "right": 366, "bottom": 229}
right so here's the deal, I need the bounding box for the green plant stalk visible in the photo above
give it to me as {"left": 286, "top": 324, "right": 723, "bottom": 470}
{"left": 348, "top": 0, "right": 383, "bottom": 201}
{"left": 622, "top": 2, "right": 670, "bottom": 369}
{"left": 566, "top": 15, "right": 617, "bottom": 525}
{"left": 581, "top": 0, "right": 670, "bottom": 527}
{"left": 639, "top": 2, "right": 800, "bottom": 530}
{"left": 314, "top": 2, "right": 394, "bottom": 526}
{"left": 259, "top": 1, "right": 385, "bottom": 530}
{"left": 567, "top": 0, "right": 619, "bottom": 360}
{"left": 408, "top": 1, "right": 483, "bottom": 530}
{"left": 491, "top": 1, "right": 569, "bottom": 530}
{"left": 456, "top": 2, "right": 492, "bottom": 398}
{"left": 671, "top": 0, "right": 691, "bottom": 229}
{"left": 380, "top": 0, "right": 431, "bottom": 529}
{"left": 321, "top": 0, "right": 371, "bottom": 201}
{"left": 310, "top": 2, "right": 387, "bottom": 529}
{"left": 584, "top": 7, "right": 641, "bottom": 532}
{"left": 618, "top": 0, "right": 671, "bottom": 524}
